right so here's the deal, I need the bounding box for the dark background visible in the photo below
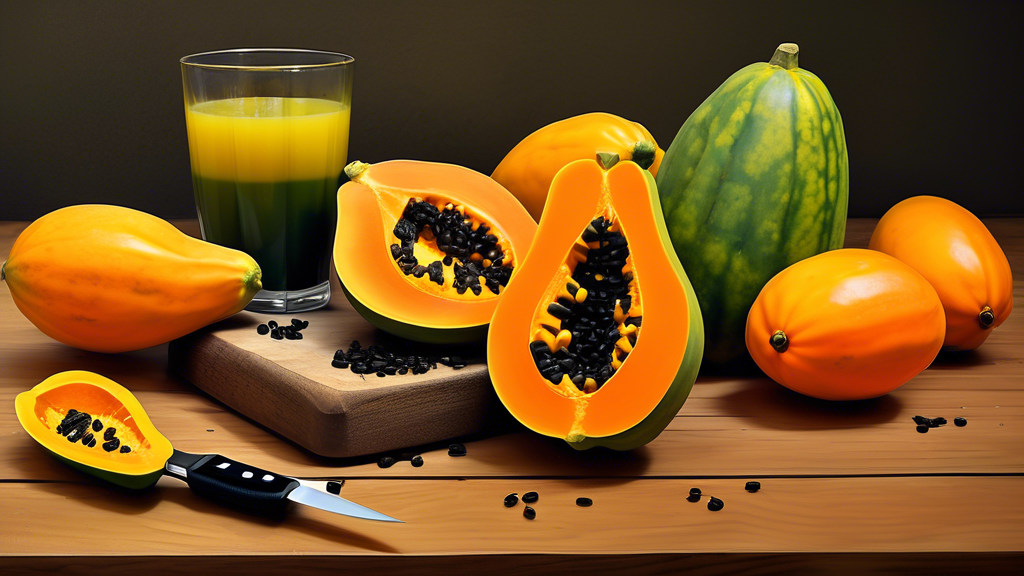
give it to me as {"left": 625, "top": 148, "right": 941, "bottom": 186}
{"left": 1, "top": 0, "right": 1021, "bottom": 220}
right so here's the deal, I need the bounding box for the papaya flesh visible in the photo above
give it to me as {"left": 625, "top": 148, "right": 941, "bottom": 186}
{"left": 15, "top": 371, "right": 174, "bottom": 489}
{"left": 334, "top": 160, "right": 536, "bottom": 343}
{"left": 487, "top": 155, "right": 703, "bottom": 450}
{"left": 2, "top": 204, "right": 262, "bottom": 353}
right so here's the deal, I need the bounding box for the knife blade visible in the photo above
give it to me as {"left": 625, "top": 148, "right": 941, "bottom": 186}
{"left": 287, "top": 484, "right": 402, "bottom": 522}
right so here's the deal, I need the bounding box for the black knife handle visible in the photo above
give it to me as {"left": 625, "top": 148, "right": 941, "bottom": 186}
{"left": 180, "top": 452, "right": 300, "bottom": 517}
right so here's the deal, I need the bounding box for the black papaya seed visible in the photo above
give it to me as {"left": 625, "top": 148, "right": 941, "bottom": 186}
{"left": 271, "top": 329, "right": 283, "bottom": 340}
{"left": 411, "top": 455, "right": 424, "bottom": 467}
{"left": 448, "top": 443, "right": 467, "bottom": 457}
{"left": 326, "top": 480, "right": 344, "bottom": 495}
{"left": 955, "top": 417, "right": 967, "bottom": 427}
{"left": 66, "top": 427, "right": 83, "bottom": 443}
{"left": 88, "top": 438, "right": 97, "bottom": 448}
{"left": 707, "top": 497, "right": 724, "bottom": 511}
{"left": 378, "top": 456, "right": 396, "bottom": 468}
{"left": 257, "top": 324, "right": 270, "bottom": 335}
{"left": 504, "top": 493, "right": 519, "bottom": 507}
{"left": 103, "top": 438, "right": 120, "bottom": 452}
{"left": 104, "top": 427, "right": 117, "bottom": 441}
{"left": 67, "top": 409, "right": 78, "bottom": 416}
{"left": 268, "top": 320, "right": 278, "bottom": 330}
{"left": 917, "top": 425, "right": 929, "bottom": 433}
{"left": 92, "top": 419, "right": 103, "bottom": 432}
{"left": 120, "top": 445, "right": 131, "bottom": 454}
{"left": 687, "top": 487, "right": 701, "bottom": 502}
{"left": 745, "top": 481, "right": 761, "bottom": 492}
{"left": 576, "top": 497, "right": 593, "bottom": 507}
{"left": 81, "top": 432, "right": 94, "bottom": 445}
{"left": 523, "top": 506, "right": 536, "bottom": 520}
{"left": 522, "top": 491, "right": 538, "bottom": 504}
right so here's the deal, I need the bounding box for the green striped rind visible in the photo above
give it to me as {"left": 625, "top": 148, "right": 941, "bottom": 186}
{"left": 339, "top": 282, "right": 488, "bottom": 344}
{"left": 656, "top": 62, "right": 848, "bottom": 365}
{"left": 569, "top": 169, "right": 704, "bottom": 451}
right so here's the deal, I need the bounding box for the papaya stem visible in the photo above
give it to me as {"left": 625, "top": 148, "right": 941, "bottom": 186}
{"left": 630, "top": 141, "right": 656, "bottom": 170}
{"left": 344, "top": 160, "right": 371, "bottom": 181}
{"left": 596, "top": 152, "right": 620, "bottom": 169}
{"left": 768, "top": 43, "right": 799, "bottom": 70}
{"left": 979, "top": 306, "right": 995, "bottom": 329}
{"left": 770, "top": 330, "right": 789, "bottom": 353}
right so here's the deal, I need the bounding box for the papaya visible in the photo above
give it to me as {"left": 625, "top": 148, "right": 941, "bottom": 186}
{"left": 746, "top": 249, "right": 946, "bottom": 401}
{"left": 487, "top": 154, "right": 703, "bottom": 450}
{"left": 334, "top": 160, "right": 536, "bottom": 343}
{"left": 15, "top": 370, "right": 174, "bottom": 489}
{"left": 492, "top": 112, "right": 664, "bottom": 221}
{"left": 2, "top": 205, "right": 261, "bottom": 353}
{"left": 656, "top": 43, "right": 849, "bottom": 366}
{"left": 869, "top": 196, "right": 1013, "bottom": 351}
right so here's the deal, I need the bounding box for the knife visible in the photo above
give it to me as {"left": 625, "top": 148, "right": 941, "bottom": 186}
{"left": 162, "top": 449, "right": 402, "bottom": 522}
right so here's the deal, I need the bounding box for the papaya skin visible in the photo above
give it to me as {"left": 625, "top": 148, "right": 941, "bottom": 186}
{"left": 3, "top": 205, "right": 261, "bottom": 353}
{"left": 869, "top": 196, "right": 1013, "bottom": 351}
{"left": 492, "top": 112, "right": 665, "bottom": 221}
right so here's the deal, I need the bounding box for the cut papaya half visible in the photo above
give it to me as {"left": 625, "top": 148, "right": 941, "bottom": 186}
{"left": 487, "top": 154, "right": 704, "bottom": 450}
{"left": 334, "top": 160, "right": 536, "bottom": 343}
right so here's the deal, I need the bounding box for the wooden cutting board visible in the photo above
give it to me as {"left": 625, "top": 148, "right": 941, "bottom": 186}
{"left": 168, "top": 292, "right": 505, "bottom": 458}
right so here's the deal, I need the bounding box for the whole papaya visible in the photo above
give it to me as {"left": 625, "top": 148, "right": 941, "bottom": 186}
{"left": 3, "top": 205, "right": 261, "bottom": 352}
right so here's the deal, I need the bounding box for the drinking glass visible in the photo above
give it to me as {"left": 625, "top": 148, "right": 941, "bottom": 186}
{"left": 181, "top": 49, "right": 354, "bottom": 312}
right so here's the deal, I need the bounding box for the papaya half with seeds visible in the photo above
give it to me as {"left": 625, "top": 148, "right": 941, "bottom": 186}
{"left": 15, "top": 371, "right": 174, "bottom": 489}
{"left": 487, "top": 154, "right": 703, "bottom": 451}
{"left": 2, "top": 204, "right": 261, "bottom": 353}
{"left": 334, "top": 160, "right": 536, "bottom": 343}
{"left": 492, "top": 112, "right": 664, "bottom": 221}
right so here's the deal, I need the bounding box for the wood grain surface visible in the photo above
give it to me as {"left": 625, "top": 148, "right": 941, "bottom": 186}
{"left": 1, "top": 218, "right": 1022, "bottom": 575}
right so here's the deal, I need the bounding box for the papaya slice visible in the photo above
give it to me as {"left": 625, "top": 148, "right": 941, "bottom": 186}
{"left": 334, "top": 160, "right": 536, "bottom": 343}
{"left": 15, "top": 371, "right": 174, "bottom": 489}
{"left": 487, "top": 154, "right": 704, "bottom": 450}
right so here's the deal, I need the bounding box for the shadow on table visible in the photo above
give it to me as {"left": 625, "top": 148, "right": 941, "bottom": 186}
{"left": 34, "top": 476, "right": 400, "bottom": 553}
{"left": 929, "top": 348, "right": 995, "bottom": 370}
{"left": 706, "top": 376, "right": 905, "bottom": 430}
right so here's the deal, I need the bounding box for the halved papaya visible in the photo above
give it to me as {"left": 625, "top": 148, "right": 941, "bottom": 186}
{"left": 15, "top": 371, "right": 174, "bottom": 489}
{"left": 487, "top": 154, "right": 703, "bottom": 450}
{"left": 334, "top": 160, "right": 536, "bottom": 343}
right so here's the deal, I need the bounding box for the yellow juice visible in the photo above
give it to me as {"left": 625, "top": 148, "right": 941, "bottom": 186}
{"left": 185, "top": 97, "right": 351, "bottom": 291}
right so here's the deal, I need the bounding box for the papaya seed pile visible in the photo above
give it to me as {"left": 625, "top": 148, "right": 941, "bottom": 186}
{"left": 54, "top": 409, "right": 132, "bottom": 453}
{"left": 390, "top": 198, "right": 513, "bottom": 295}
{"left": 530, "top": 216, "right": 642, "bottom": 392}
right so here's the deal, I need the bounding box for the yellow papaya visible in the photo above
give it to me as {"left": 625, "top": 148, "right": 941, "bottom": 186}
{"left": 2, "top": 205, "right": 261, "bottom": 352}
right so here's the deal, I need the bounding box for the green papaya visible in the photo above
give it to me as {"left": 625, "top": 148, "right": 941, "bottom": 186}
{"left": 656, "top": 43, "right": 849, "bottom": 365}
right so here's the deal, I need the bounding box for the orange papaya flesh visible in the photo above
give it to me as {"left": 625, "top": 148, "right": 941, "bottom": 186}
{"left": 335, "top": 160, "right": 536, "bottom": 342}
{"left": 488, "top": 157, "right": 703, "bottom": 450}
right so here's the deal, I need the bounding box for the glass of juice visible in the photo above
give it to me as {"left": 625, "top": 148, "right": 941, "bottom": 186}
{"left": 180, "top": 49, "right": 353, "bottom": 313}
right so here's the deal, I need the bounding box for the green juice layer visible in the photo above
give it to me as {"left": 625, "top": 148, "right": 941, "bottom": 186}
{"left": 192, "top": 175, "right": 340, "bottom": 292}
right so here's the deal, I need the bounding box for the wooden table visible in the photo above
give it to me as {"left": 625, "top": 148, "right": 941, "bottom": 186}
{"left": 1, "top": 219, "right": 1022, "bottom": 574}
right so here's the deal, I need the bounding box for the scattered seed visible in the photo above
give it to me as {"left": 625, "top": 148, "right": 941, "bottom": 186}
{"left": 687, "top": 487, "right": 701, "bottom": 502}
{"left": 88, "top": 439, "right": 97, "bottom": 448}
{"left": 576, "top": 497, "right": 593, "bottom": 507}
{"left": 268, "top": 321, "right": 278, "bottom": 330}
{"left": 102, "top": 438, "right": 120, "bottom": 452}
{"left": 411, "top": 455, "right": 424, "bottom": 467}
{"left": 707, "top": 497, "right": 724, "bottom": 512}
{"left": 81, "top": 432, "right": 94, "bottom": 446}
{"left": 522, "top": 491, "right": 538, "bottom": 504}
{"left": 954, "top": 417, "right": 967, "bottom": 427}
{"left": 745, "top": 481, "right": 761, "bottom": 492}
{"left": 92, "top": 419, "right": 103, "bottom": 432}
{"left": 917, "top": 425, "right": 929, "bottom": 433}
{"left": 331, "top": 341, "right": 472, "bottom": 377}
{"left": 523, "top": 506, "right": 536, "bottom": 520}
{"left": 257, "top": 324, "right": 270, "bottom": 335}
{"left": 104, "top": 427, "right": 117, "bottom": 441}
{"left": 448, "top": 443, "right": 467, "bottom": 457}
{"left": 326, "top": 480, "right": 344, "bottom": 495}
{"left": 120, "top": 445, "right": 131, "bottom": 454}
{"left": 504, "top": 493, "right": 519, "bottom": 507}
{"left": 378, "top": 456, "right": 396, "bottom": 468}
